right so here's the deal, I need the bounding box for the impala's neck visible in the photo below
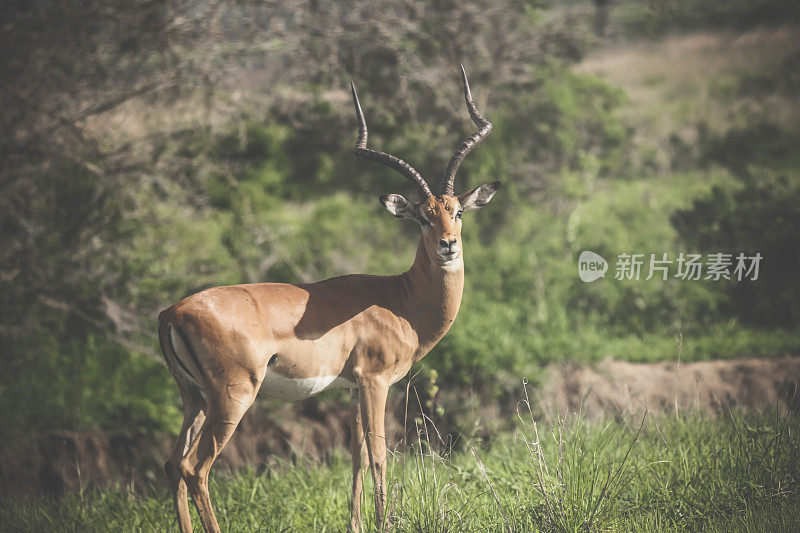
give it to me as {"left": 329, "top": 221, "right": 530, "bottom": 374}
{"left": 401, "top": 237, "right": 465, "bottom": 360}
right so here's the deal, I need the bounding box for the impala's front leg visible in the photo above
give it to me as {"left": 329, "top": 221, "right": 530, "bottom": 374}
{"left": 358, "top": 377, "right": 390, "bottom": 529}
{"left": 349, "top": 388, "right": 369, "bottom": 532}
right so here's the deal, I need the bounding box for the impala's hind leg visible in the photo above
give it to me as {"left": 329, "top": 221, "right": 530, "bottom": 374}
{"left": 179, "top": 384, "right": 256, "bottom": 533}
{"left": 160, "top": 320, "right": 207, "bottom": 533}
{"left": 165, "top": 383, "right": 206, "bottom": 533}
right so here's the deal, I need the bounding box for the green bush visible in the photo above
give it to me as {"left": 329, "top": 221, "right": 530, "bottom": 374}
{"left": 615, "top": 0, "right": 800, "bottom": 37}
{"left": 672, "top": 175, "right": 800, "bottom": 327}
{"left": 0, "top": 310, "right": 178, "bottom": 439}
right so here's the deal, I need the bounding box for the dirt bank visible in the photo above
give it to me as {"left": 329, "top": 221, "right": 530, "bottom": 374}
{"left": 539, "top": 355, "right": 800, "bottom": 418}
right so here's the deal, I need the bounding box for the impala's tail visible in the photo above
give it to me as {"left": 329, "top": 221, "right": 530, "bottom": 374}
{"left": 158, "top": 310, "right": 206, "bottom": 399}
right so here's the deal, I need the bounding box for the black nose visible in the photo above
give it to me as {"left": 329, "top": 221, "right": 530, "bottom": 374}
{"left": 440, "top": 238, "right": 456, "bottom": 248}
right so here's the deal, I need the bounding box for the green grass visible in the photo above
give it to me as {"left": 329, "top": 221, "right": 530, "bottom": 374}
{"left": 3, "top": 405, "right": 798, "bottom": 532}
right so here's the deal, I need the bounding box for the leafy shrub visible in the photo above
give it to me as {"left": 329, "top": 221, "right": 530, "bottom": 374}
{"left": 672, "top": 175, "right": 800, "bottom": 327}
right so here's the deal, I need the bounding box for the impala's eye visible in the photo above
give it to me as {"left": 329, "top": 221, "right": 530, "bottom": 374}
{"left": 455, "top": 210, "right": 463, "bottom": 220}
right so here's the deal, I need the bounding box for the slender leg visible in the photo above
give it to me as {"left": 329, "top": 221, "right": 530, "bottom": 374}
{"left": 359, "top": 379, "right": 390, "bottom": 529}
{"left": 179, "top": 387, "right": 255, "bottom": 533}
{"left": 349, "top": 388, "right": 369, "bottom": 532}
{"left": 166, "top": 396, "right": 206, "bottom": 533}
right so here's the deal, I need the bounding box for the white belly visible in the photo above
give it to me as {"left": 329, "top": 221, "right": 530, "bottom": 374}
{"left": 259, "top": 369, "right": 356, "bottom": 401}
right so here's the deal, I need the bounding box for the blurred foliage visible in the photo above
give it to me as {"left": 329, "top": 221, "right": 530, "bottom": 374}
{"left": 1, "top": 0, "right": 799, "bottom": 445}
{"left": 673, "top": 180, "right": 800, "bottom": 326}
{"left": 673, "top": 128, "right": 800, "bottom": 327}
{"left": 614, "top": 0, "right": 800, "bottom": 37}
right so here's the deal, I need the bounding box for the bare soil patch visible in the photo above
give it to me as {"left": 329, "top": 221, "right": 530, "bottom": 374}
{"left": 540, "top": 356, "right": 800, "bottom": 419}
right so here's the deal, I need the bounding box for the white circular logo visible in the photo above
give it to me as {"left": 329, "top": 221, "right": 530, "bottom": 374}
{"left": 578, "top": 251, "right": 608, "bottom": 282}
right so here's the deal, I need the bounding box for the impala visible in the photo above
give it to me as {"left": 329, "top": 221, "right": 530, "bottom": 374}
{"left": 158, "top": 65, "right": 499, "bottom": 532}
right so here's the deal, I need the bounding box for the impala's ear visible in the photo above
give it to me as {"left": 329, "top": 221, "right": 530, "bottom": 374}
{"left": 458, "top": 181, "right": 501, "bottom": 211}
{"left": 380, "top": 194, "right": 421, "bottom": 220}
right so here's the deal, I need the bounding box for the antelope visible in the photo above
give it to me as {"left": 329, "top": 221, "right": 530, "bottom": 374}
{"left": 157, "top": 65, "right": 499, "bottom": 532}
